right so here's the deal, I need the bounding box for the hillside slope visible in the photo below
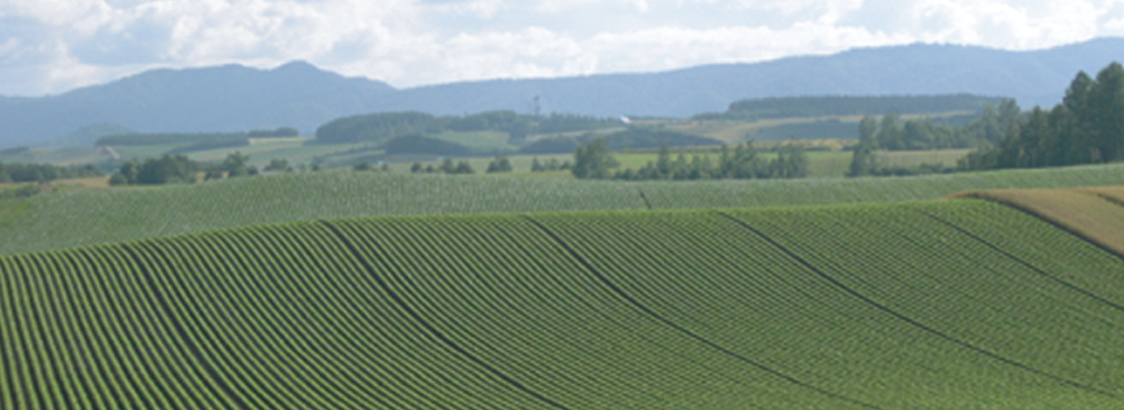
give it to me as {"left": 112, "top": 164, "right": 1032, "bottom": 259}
{"left": 4, "top": 163, "right": 1124, "bottom": 255}
{"left": 3, "top": 38, "right": 1123, "bottom": 145}
{"left": 2, "top": 200, "right": 1123, "bottom": 409}
{"left": 955, "top": 188, "right": 1124, "bottom": 255}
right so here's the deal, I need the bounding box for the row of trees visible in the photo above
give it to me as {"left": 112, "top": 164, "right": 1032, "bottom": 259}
{"left": 851, "top": 100, "right": 1020, "bottom": 153}
{"left": 110, "top": 152, "right": 278, "bottom": 185}
{"left": 702, "top": 94, "right": 1004, "bottom": 121}
{"left": 961, "top": 62, "right": 1124, "bottom": 170}
{"left": 0, "top": 162, "right": 102, "bottom": 184}
{"left": 410, "top": 159, "right": 476, "bottom": 174}
{"left": 531, "top": 157, "right": 572, "bottom": 172}
{"left": 572, "top": 139, "right": 810, "bottom": 181}
{"left": 316, "top": 111, "right": 616, "bottom": 145}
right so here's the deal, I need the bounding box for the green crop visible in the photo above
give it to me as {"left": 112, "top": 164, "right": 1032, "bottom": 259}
{"left": 2, "top": 199, "right": 1123, "bottom": 408}
{"left": 4, "top": 162, "right": 1124, "bottom": 255}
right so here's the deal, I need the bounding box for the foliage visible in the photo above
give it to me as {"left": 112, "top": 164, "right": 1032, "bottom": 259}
{"left": 571, "top": 138, "right": 619, "bottom": 179}
{"left": 610, "top": 141, "right": 809, "bottom": 181}
{"left": 223, "top": 152, "right": 252, "bottom": 178}
{"left": 316, "top": 111, "right": 618, "bottom": 145}
{"left": 708, "top": 94, "right": 1006, "bottom": 120}
{"left": 0, "top": 162, "right": 102, "bottom": 183}
{"left": 530, "top": 157, "right": 571, "bottom": 172}
{"left": 962, "top": 62, "right": 1124, "bottom": 171}
{"left": 486, "top": 155, "right": 513, "bottom": 173}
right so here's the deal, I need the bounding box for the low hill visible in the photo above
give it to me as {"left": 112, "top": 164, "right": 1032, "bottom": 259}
{"left": 2, "top": 199, "right": 1123, "bottom": 409}
{"left": 3, "top": 38, "right": 1123, "bottom": 146}
{"left": 3, "top": 163, "right": 1124, "bottom": 255}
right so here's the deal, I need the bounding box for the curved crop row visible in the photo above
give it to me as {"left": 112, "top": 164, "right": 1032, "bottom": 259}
{"left": 4, "top": 162, "right": 1124, "bottom": 255}
{"left": 2, "top": 199, "right": 1124, "bottom": 408}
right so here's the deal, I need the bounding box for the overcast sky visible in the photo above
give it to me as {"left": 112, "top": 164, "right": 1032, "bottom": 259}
{"left": 1, "top": 0, "right": 1123, "bottom": 96}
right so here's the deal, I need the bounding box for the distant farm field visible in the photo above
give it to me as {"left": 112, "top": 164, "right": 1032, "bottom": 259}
{"left": 3, "top": 163, "right": 1124, "bottom": 255}
{"left": 2, "top": 200, "right": 1123, "bottom": 409}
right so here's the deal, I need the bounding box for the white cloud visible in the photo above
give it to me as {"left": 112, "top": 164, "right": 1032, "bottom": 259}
{"left": 0, "top": 0, "right": 1121, "bottom": 96}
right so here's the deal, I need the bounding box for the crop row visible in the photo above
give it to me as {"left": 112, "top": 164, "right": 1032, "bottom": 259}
{"left": 3, "top": 200, "right": 1124, "bottom": 408}
{"left": 5, "top": 162, "right": 1124, "bottom": 255}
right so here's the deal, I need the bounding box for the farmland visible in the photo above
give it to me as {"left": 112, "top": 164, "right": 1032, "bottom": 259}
{"left": 2, "top": 199, "right": 1123, "bottom": 409}
{"left": 3, "top": 162, "right": 1124, "bottom": 255}
{"left": 953, "top": 187, "right": 1124, "bottom": 255}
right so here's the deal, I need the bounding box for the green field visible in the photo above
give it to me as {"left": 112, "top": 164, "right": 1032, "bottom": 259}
{"left": 2, "top": 199, "right": 1123, "bottom": 409}
{"left": 955, "top": 188, "right": 1124, "bottom": 255}
{"left": 3, "top": 163, "right": 1124, "bottom": 255}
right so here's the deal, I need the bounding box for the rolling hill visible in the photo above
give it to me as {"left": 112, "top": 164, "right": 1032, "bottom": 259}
{"left": 2, "top": 38, "right": 1123, "bottom": 147}
{"left": 2, "top": 199, "right": 1123, "bottom": 409}
{"left": 3, "top": 163, "right": 1124, "bottom": 256}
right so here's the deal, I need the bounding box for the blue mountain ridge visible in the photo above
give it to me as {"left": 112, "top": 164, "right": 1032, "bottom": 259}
{"left": 1, "top": 38, "right": 1121, "bottom": 147}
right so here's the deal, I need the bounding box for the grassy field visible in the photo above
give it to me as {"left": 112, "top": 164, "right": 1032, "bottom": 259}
{"left": 2, "top": 199, "right": 1123, "bottom": 409}
{"left": 2, "top": 163, "right": 1124, "bottom": 255}
{"left": 954, "top": 187, "right": 1124, "bottom": 255}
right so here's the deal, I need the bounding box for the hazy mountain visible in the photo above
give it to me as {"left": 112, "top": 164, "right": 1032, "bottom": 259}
{"left": 1, "top": 38, "right": 1121, "bottom": 147}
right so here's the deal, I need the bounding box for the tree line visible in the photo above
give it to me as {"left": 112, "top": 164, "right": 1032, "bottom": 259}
{"left": 109, "top": 152, "right": 284, "bottom": 186}
{"left": 0, "top": 162, "right": 102, "bottom": 184}
{"left": 960, "top": 62, "right": 1124, "bottom": 170}
{"left": 315, "top": 111, "right": 617, "bottom": 145}
{"left": 572, "top": 139, "right": 810, "bottom": 181}
{"left": 699, "top": 94, "right": 1005, "bottom": 121}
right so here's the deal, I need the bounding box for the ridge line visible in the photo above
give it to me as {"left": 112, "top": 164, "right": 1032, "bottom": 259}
{"left": 714, "top": 210, "right": 1118, "bottom": 398}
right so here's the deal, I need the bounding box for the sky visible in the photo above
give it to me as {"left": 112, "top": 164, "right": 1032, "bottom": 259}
{"left": 1, "top": 0, "right": 1123, "bottom": 97}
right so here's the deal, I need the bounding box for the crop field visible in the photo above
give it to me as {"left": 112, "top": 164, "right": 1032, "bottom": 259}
{"left": 953, "top": 188, "right": 1124, "bottom": 255}
{"left": 1, "top": 199, "right": 1123, "bottom": 409}
{"left": 3, "top": 163, "right": 1124, "bottom": 255}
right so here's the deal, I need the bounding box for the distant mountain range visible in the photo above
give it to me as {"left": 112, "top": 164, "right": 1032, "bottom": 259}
{"left": 1, "top": 37, "right": 1122, "bottom": 148}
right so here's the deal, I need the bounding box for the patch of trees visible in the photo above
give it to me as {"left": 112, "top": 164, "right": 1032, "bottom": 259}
{"left": 111, "top": 155, "right": 198, "bottom": 185}
{"left": 960, "top": 62, "right": 1124, "bottom": 171}
{"left": 847, "top": 101, "right": 1022, "bottom": 177}
{"left": 571, "top": 139, "right": 810, "bottom": 181}
{"left": 702, "top": 94, "right": 1006, "bottom": 120}
{"left": 111, "top": 151, "right": 271, "bottom": 185}
{"left": 854, "top": 101, "right": 1021, "bottom": 153}
{"left": 384, "top": 135, "right": 471, "bottom": 157}
{"left": 486, "top": 156, "right": 513, "bottom": 173}
{"left": 315, "top": 111, "right": 617, "bottom": 145}
{"left": 409, "top": 159, "right": 475, "bottom": 175}
{"left": 0, "top": 162, "right": 102, "bottom": 183}
{"left": 530, "top": 157, "right": 571, "bottom": 172}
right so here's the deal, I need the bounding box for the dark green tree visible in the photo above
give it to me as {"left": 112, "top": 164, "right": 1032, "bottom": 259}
{"left": 486, "top": 155, "right": 514, "bottom": 173}
{"left": 572, "top": 138, "right": 619, "bottom": 179}
{"left": 224, "top": 152, "right": 251, "bottom": 178}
